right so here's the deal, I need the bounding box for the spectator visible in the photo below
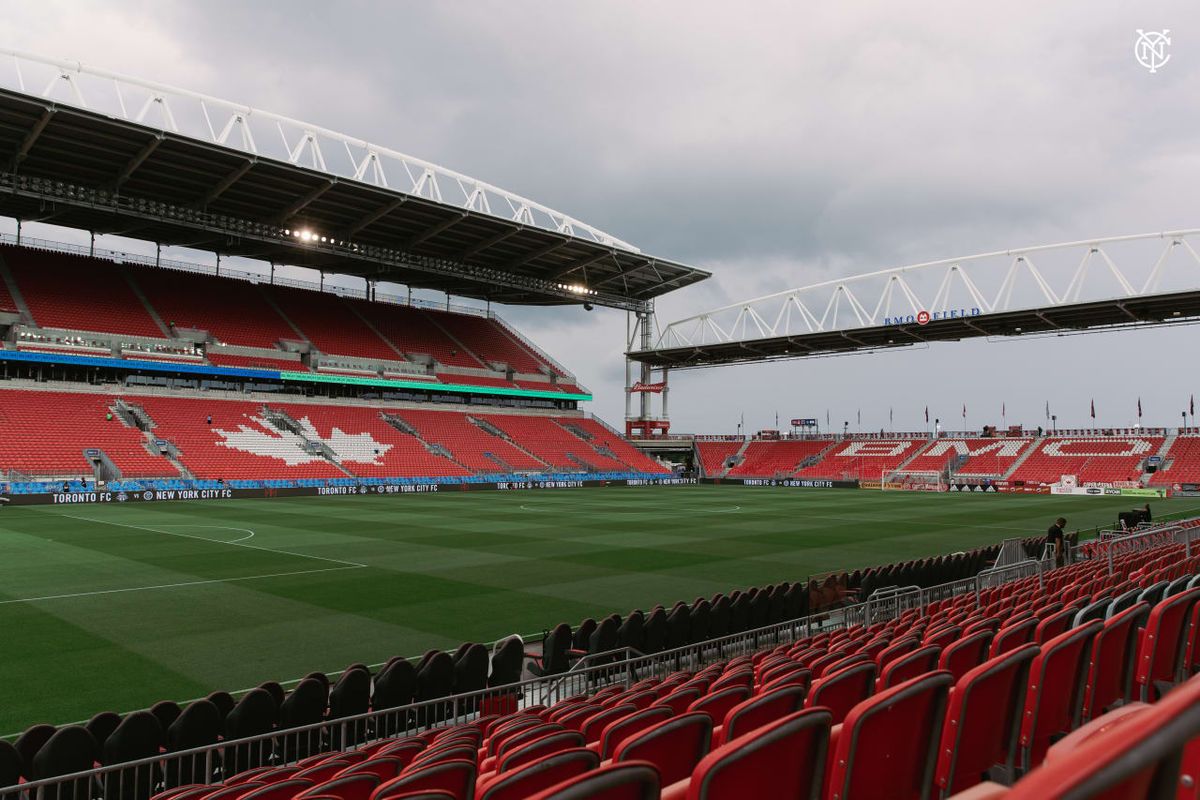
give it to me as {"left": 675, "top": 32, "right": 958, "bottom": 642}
{"left": 105, "top": 411, "right": 113, "bottom": 421}
{"left": 1142, "top": 503, "right": 1153, "bottom": 523}
{"left": 207, "top": 414, "right": 213, "bottom": 425}
{"left": 1047, "top": 517, "right": 1066, "bottom": 567}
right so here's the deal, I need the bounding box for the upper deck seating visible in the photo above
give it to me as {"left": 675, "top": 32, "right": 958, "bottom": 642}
{"left": 133, "top": 268, "right": 299, "bottom": 349}
{"left": 4, "top": 246, "right": 162, "bottom": 338}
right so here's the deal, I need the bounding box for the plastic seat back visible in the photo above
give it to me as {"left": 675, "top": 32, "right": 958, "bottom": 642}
{"left": 806, "top": 662, "right": 877, "bottom": 723}
{"left": 938, "top": 631, "right": 992, "bottom": 682}
{"left": 478, "top": 750, "right": 600, "bottom": 800}
{"left": 717, "top": 685, "right": 806, "bottom": 746}
{"left": 595, "top": 707, "right": 672, "bottom": 761}
{"left": 685, "top": 709, "right": 831, "bottom": 799}
{"left": 1020, "top": 620, "right": 1102, "bottom": 770}
{"left": 826, "top": 671, "right": 952, "bottom": 800}
{"left": 1072, "top": 598, "right": 1112, "bottom": 628}
{"left": 687, "top": 687, "right": 750, "bottom": 726}
{"left": 990, "top": 618, "right": 1039, "bottom": 658}
{"left": 654, "top": 688, "right": 702, "bottom": 716}
{"left": 1135, "top": 587, "right": 1200, "bottom": 701}
{"left": 370, "top": 760, "right": 476, "bottom": 800}
{"left": 935, "top": 645, "right": 1038, "bottom": 796}
{"left": 525, "top": 761, "right": 659, "bottom": 800}
{"left": 297, "top": 775, "right": 380, "bottom": 800}
{"left": 500, "top": 731, "right": 586, "bottom": 773}
{"left": 580, "top": 705, "right": 637, "bottom": 746}
{"left": 877, "top": 645, "right": 940, "bottom": 690}
{"left": 1107, "top": 587, "right": 1142, "bottom": 619}
{"left": 1084, "top": 602, "right": 1149, "bottom": 721}
{"left": 1034, "top": 608, "right": 1077, "bottom": 645}
{"left": 1001, "top": 674, "right": 1200, "bottom": 799}
{"left": 612, "top": 713, "right": 712, "bottom": 786}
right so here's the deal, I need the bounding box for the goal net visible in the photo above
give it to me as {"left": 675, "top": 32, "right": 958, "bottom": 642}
{"left": 881, "top": 471, "right": 945, "bottom": 492}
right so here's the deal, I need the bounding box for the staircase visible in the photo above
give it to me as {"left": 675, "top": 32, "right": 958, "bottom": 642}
{"left": 419, "top": 309, "right": 489, "bottom": 368}
{"left": 1001, "top": 437, "right": 1044, "bottom": 480}
{"left": 343, "top": 298, "right": 413, "bottom": 361}
{"left": 786, "top": 439, "right": 840, "bottom": 479}
{"left": 718, "top": 439, "right": 753, "bottom": 478}
{"left": 468, "top": 416, "right": 551, "bottom": 469}
{"left": 557, "top": 420, "right": 630, "bottom": 469}
{"left": 381, "top": 412, "right": 474, "bottom": 473}
{"left": 0, "top": 251, "right": 35, "bottom": 325}
{"left": 120, "top": 267, "right": 174, "bottom": 339}
{"left": 1144, "top": 432, "right": 1178, "bottom": 486}
{"left": 111, "top": 399, "right": 192, "bottom": 479}
{"left": 261, "top": 405, "right": 355, "bottom": 476}
{"left": 885, "top": 438, "right": 936, "bottom": 480}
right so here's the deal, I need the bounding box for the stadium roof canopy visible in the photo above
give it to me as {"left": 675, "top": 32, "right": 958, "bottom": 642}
{"left": 0, "top": 50, "right": 708, "bottom": 312}
{"left": 632, "top": 230, "right": 1200, "bottom": 367}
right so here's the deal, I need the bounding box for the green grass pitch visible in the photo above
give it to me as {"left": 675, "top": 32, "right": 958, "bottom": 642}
{"left": 0, "top": 486, "right": 1193, "bottom": 736}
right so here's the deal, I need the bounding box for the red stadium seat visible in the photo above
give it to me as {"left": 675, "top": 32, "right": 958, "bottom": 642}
{"left": 661, "top": 709, "right": 831, "bottom": 800}
{"left": 477, "top": 750, "right": 600, "bottom": 800}
{"left": 1082, "top": 602, "right": 1149, "bottom": 721}
{"left": 527, "top": 762, "right": 660, "bottom": 800}
{"left": 806, "top": 662, "right": 877, "bottom": 723}
{"left": 825, "top": 671, "right": 953, "bottom": 800}
{"left": 712, "top": 685, "right": 806, "bottom": 746}
{"left": 612, "top": 713, "right": 713, "bottom": 787}
{"left": 1020, "top": 621, "right": 1103, "bottom": 770}
{"left": 1134, "top": 587, "right": 1200, "bottom": 701}
{"left": 935, "top": 645, "right": 1038, "bottom": 796}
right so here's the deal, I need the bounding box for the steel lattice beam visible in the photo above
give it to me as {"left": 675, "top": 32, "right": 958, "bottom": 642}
{"left": 0, "top": 48, "right": 638, "bottom": 252}
{"left": 637, "top": 230, "right": 1200, "bottom": 366}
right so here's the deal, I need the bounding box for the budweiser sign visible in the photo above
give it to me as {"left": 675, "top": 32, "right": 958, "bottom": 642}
{"left": 630, "top": 382, "right": 667, "bottom": 393}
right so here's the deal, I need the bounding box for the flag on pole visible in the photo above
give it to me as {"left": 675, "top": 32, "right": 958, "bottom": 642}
{"left": 962, "top": 403, "right": 967, "bottom": 419}
{"left": 925, "top": 406, "right": 929, "bottom": 423}
{"left": 889, "top": 407, "right": 893, "bottom": 423}
{"left": 1138, "top": 397, "right": 1143, "bottom": 419}
{"left": 1192, "top": 394, "right": 1195, "bottom": 417}
{"left": 857, "top": 409, "right": 861, "bottom": 425}
{"left": 826, "top": 409, "right": 830, "bottom": 427}
{"left": 1002, "top": 402, "right": 1006, "bottom": 419}
{"left": 1045, "top": 401, "right": 1050, "bottom": 420}
{"left": 1090, "top": 398, "right": 1096, "bottom": 419}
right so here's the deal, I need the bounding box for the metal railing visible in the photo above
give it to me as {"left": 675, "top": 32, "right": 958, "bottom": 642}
{"left": 864, "top": 585, "right": 923, "bottom": 626}
{"left": 977, "top": 559, "right": 1044, "bottom": 591}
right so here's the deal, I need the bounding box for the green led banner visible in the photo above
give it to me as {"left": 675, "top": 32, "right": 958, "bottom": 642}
{"left": 278, "top": 371, "right": 591, "bottom": 401}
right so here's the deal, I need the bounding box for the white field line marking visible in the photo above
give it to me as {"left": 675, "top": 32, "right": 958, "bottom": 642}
{"left": 156, "top": 524, "right": 256, "bottom": 543}
{"left": 55, "top": 513, "right": 367, "bottom": 567}
{"left": 519, "top": 503, "right": 741, "bottom": 514}
{"left": 0, "top": 565, "right": 361, "bottom": 606}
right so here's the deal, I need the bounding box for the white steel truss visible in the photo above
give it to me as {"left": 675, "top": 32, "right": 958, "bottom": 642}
{"left": 650, "top": 229, "right": 1200, "bottom": 350}
{"left": 0, "top": 48, "right": 638, "bottom": 252}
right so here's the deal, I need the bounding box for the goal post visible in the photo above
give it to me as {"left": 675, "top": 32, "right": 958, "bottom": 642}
{"left": 881, "top": 471, "right": 946, "bottom": 492}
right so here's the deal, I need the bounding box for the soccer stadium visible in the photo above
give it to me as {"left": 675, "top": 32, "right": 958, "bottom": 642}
{"left": 2, "top": 7, "right": 1200, "bottom": 799}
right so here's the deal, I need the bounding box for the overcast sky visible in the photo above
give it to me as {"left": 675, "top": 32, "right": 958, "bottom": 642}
{"left": 3, "top": 1, "right": 1200, "bottom": 433}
